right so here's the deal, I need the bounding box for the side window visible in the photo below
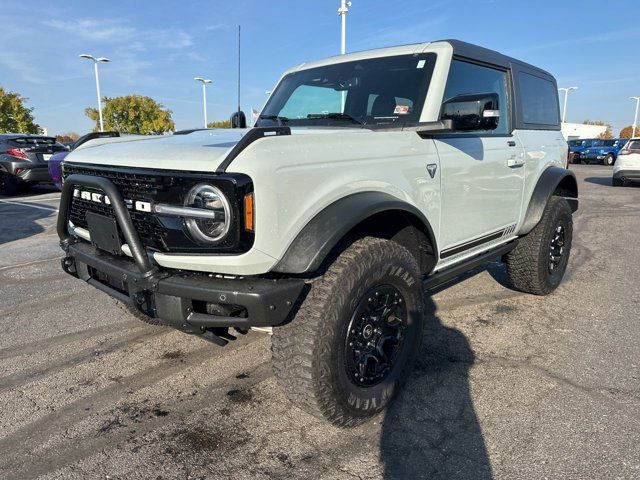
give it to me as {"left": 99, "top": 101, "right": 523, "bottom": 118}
{"left": 442, "top": 60, "right": 510, "bottom": 134}
{"left": 280, "top": 85, "right": 342, "bottom": 119}
{"left": 518, "top": 72, "right": 560, "bottom": 126}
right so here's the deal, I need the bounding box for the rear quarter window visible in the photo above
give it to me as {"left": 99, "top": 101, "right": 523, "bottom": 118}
{"left": 518, "top": 72, "right": 560, "bottom": 127}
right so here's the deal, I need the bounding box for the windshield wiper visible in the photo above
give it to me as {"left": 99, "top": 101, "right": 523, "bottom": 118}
{"left": 307, "top": 112, "right": 366, "bottom": 125}
{"left": 258, "top": 114, "right": 290, "bottom": 124}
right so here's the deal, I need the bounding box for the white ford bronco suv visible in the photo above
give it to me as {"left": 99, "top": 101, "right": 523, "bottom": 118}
{"left": 58, "top": 39, "right": 577, "bottom": 426}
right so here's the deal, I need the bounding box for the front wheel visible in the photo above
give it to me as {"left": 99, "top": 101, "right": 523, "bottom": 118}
{"left": 505, "top": 196, "right": 573, "bottom": 295}
{"left": 612, "top": 177, "right": 624, "bottom": 187}
{"left": 604, "top": 154, "right": 615, "bottom": 166}
{"left": 272, "top": 237, "right": 424, "bottom": 427}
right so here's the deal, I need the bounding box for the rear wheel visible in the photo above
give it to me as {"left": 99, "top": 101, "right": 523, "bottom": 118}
{"left": 604, "top": 154, "right": 615, "bottom": 166}
{"left": 505, "top": 196, "right": 573, "bottom": 295}
{"left": 272, "top": 237, "right": 424, "bottom": 427}
{"left": 612, "top": 177, "right": 624, "bottom": 187}
{"left": 0, "top": 171, "right": 18, "bottom": 196}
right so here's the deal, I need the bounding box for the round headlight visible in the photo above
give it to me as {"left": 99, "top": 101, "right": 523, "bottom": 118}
{"left": 184, "top": 184, "right": 232, "bottom": 243}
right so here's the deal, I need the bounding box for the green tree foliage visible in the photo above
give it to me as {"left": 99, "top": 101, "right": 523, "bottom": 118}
{"left": 583, "top": 120, "right": 613, "bottom": 139}
{"left": 619, "top": 125, "right": 637, "bottom": 138}
{"left": 0, "top": 86, "right": 42, "bottom": 134}
{"left": 206, "top": 119, "right": 232, "bottom": 128}
{"left": 85, "top": 95, "right": 175, "bottom": 134}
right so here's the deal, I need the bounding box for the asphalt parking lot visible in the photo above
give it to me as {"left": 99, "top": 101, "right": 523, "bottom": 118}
{"left": 0, "top": 164, "right": 638, "bottom": 479}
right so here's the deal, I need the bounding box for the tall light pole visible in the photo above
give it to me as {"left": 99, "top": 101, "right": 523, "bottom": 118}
{"left": 79, "top": 54, "right": 110, "bottom": 132}
{"left": 337, "top": 1, "right": 352, "bottom": 55}
{"left": 194, "top": 77, "right": 212, "bottom": 128}
{"left": 630, "top": 96, "right": 640, "bottom": 138}
{"left": 558, "top": 86, "right": 578, "bottom": 123}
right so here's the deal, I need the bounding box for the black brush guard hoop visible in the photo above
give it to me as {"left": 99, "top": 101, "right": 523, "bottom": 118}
{"left": 57, "top": 173, "right": 157, "bottom": 278}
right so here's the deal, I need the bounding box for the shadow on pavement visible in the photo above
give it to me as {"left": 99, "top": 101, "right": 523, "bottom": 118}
{"left": 380, "top": 295, "right": 492, "bottom": 480}
{"left": 0, "top": 201, "right": 55, "bottom": 245}
{"left": 584, "top": 176, "right": 613, "bottom": 186}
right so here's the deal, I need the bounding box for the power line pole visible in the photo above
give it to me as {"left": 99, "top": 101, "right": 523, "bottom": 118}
{"left": 558, "top": 86, "right": 578, "bottom": 123}
{"left": 631, "top": 96, "right": 640, "bottom": 138}
{"left": 194, "top": 77, "right": 212, "bottom": 128}
{"left": 338, "top": 1, "right": 352, "bottom": 55}
{"left": 79, "top": 54, "right": 110, "bottom": 132}
{"left": 238, "top": 25, "right": 241, "bottom": 119}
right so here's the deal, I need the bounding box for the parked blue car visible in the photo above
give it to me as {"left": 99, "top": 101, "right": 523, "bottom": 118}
{"left": 48, "top": 131, "right": 119, "bottom": 189}
{"left": 567, "top": 139, "right": 593, "bottom": 164}
{"left": 581, "top": 138, "right": 629, "bottom": 166}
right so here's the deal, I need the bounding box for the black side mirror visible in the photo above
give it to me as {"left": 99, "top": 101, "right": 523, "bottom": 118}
{"left": 441, "top": 93, "right": 500, "bottom": 131}
{"left": 230, "top": 111, "right": 247, "bottom": 128}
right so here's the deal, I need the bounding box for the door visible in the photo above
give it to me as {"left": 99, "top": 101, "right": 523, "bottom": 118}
{"left": 434, "top": 59, "right": 524, "bottom": 256}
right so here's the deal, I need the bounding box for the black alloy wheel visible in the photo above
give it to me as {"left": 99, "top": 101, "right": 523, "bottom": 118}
{"left": 549, "top": 224, "right": 566, "bottom": 274}
{"left": 345, "top": 285, "right": 407, "bottom": 387}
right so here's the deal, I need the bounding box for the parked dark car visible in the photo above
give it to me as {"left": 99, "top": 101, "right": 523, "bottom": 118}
{"left": 48, "top": 131, "right": 119, "bottom": 190}
{"left": 581, "top": 138, "right": 629, "bottom": 166}
{"left": 0, "top": 134, "right": 67, "bottom": 195}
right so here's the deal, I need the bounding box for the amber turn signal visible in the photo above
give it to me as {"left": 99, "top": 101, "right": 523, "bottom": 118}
{"left": 244, "top": 192, "right": 254, "bottom": 232}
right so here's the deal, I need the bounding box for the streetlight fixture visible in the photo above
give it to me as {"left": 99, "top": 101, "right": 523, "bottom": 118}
{"left": 630, "top": 96, "right": 640, "bottom": 138}
{"left": 558, "top": 86, "right": 578, "bottom": 123}
{"left": 337, "top": 0, "right": 352, "bottom": 55}
{"left": 194, "top": 77, "right": 213, "bottom": 128}
{"left": 79, "top": 54, "right": 110, "bottom": 132}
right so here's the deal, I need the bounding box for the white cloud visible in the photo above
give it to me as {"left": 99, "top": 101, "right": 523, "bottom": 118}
{"left": 44, "top": 18, "right": 136, "bottom": 42}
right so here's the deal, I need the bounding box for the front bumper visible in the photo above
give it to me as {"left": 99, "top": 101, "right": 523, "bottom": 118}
{"left": 58, "top": 174, "right": 305, "bottom": 343}
{"left": 61, "top": 242, "right": 304, "bottom": 331}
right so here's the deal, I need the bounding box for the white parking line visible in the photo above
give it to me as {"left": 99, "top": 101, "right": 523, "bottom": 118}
{"left": 0, "top": 199, "right": 59, "bottom": 213}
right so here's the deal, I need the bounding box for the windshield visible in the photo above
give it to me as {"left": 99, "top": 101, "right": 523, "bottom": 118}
{"left": 258, "top": 53, "right": 437, "bottom": 128}
{"left": 624, "top": 140, "right": 640, "bottom": 150}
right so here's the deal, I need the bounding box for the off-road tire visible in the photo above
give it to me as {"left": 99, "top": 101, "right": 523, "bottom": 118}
{"left": 612, "top": 177, "right": 623, "bottom": 187}
{"left": 505, "top": 196, "right": 573, "bottom": 295}
{"left": 0, "top": 171, "right": 18, "bottom": 196}
{"left": 272, "top": 237, "right": 424, "bottom": 427}
{"left": 604, "top": 154, "right": 615, "bottom": 166}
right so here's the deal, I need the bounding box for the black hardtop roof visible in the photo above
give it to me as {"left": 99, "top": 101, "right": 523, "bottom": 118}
{"left": 439, "top": 39, "right": 555, "bottom": 79}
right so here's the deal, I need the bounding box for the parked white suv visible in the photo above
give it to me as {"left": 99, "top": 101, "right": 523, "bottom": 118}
{"left": 613, "top": 138, "right": 640, "bottom": 186}
{"left": 58, "top": 39, "right": 578, "bottom": 426}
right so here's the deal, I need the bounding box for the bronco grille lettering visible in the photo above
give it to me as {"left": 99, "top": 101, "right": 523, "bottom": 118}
{"left": 72, "top": 188, "right": 151, "bottom": 213}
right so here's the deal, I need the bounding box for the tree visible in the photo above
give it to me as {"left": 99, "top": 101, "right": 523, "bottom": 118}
{"left": 207, "top": 119, "right": 231, "bottom": 128}
{"left": 0, "top": 86, "right": 42, "bottom": 134}
{"left": 583, "top": 120, "right": 613, "bottom": 139}
{"left": 619, "top": 125, "right": 637, "bottom": 138}
{"left": 85, "top": 95, "right": 175, "bottom": 134}
{"left": 56, "top": 132, "right": 80, "bottom": 144}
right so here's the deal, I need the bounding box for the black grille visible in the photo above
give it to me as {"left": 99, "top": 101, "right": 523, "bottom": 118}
{"left": 62, "top": 163, "right": 255, "bottom": 254}
{"left": 64, "top": 164, "right": 170, "bottom": 250}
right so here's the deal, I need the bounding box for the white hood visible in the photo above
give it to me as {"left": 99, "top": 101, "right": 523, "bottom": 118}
{"left": 66, "top": 129, "right": 251, "bottom": 172}
{"left": 65, "top": 127, "right": 370, "bottom": 172}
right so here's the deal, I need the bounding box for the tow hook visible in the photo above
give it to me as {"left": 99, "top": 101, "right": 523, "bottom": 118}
{"left": 61, "top": 256, "right": 78, "bottom": 277}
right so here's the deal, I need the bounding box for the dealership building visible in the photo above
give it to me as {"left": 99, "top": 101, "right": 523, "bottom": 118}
{"left": 561, "top": 122, "right": 608, "bottom": 140}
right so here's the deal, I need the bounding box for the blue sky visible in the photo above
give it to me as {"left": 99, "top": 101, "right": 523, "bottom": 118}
{"left": 1, "top": 0, "right": 638, "bottom": 135}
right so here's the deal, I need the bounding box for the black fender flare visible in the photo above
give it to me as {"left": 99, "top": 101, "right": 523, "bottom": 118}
{"left": 518, "top": 166, "right": 578, "bottom": 235}
{"left": 272, "top": 192, "right": 437, "bottom": 274}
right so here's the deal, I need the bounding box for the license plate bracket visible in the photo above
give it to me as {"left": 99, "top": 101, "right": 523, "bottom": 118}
{"left": 86, "top": 211, "right": 122, "bottom": 255}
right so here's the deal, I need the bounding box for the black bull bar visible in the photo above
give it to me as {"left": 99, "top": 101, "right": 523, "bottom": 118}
{"left": 57, "top": 174, "right": 305, "bottom": 343}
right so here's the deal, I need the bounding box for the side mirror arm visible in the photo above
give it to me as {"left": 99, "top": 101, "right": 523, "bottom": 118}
{"left": 406, "top": 119, "right": 454, "bottom": 137}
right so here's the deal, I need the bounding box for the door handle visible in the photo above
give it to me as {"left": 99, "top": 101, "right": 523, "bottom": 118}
{"left": 507, "top": 141, "right": 516, "bottom": 147}
{"left": 507, "top": 157, "right": 525, "bottom": 167}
